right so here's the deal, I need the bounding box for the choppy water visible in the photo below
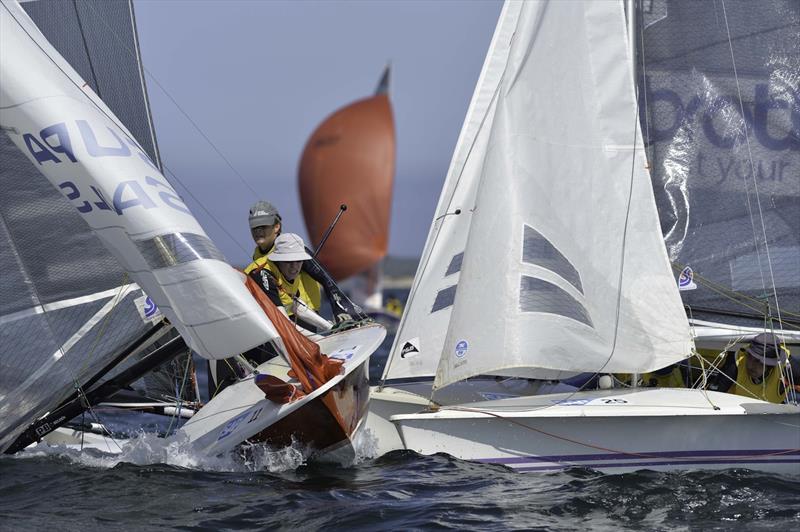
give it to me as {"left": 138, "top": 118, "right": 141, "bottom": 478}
{"left": 2, "top": 441, "right": 799, "bottom": 531}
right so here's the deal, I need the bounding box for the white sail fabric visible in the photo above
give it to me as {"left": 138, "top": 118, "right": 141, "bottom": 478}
{"left": 0, "top": 0, "right": 278, "bottom": 359}
{"left": 382, "top": 0, "right": 523, "bottom": 381}
{"left": 434, "top": 0, "right": 692, "bottom": 389}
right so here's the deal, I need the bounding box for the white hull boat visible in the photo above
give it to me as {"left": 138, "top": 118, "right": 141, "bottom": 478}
{"left": 179, "top": 323, "right": 384, "bottom": 460}
{"left": 393, "top": 388, "right": 800, "bottom": 474}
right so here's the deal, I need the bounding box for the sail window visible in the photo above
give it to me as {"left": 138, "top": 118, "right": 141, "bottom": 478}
{"left": 519, "top": 276, "right": 593, "bottom": 327}
{"left": 431, "top": 285, "right": 457, "bottom": 313}
{"left": 445, "top": 252, "right": 464, "bottom": 276}
{"left": 522, "top": 225, "right": 583, "bottom": 295}
{"left": 136, "top": 233, "right": 226, "bottom": 269}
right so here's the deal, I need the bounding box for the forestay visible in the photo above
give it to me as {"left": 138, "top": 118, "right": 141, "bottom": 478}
{"left": 382, "top": 0, "right": 523, "bottom": 382}
{"left": 638, "top": 0, "right": 800, "bottom": 330}
{"left": 434, "top": 0, "right": 691, "bottom": 389}
{"left": 0, "top": 0, "right": 278, "bottom": 360}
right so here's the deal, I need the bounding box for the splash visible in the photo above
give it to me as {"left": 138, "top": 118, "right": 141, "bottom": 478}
{"left": 17, "top": 431, "right": 308, "bottom": 473}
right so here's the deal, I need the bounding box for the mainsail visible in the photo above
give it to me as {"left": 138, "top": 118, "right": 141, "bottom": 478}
{"left": 638, "top": 0, "right": 800, "bottom": 330}
{"left": 298, "top": 68, "right": 395, "bottom": 283}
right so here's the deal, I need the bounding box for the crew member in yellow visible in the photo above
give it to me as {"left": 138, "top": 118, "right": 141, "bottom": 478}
{"left": 707, "top": 333, "right": 791, "bottom": 404}
{"left": 247, "top": 200, "right": 282, "bottom": 261}
{"left": 248, "top": 233, "right": 332, "bottom": 333}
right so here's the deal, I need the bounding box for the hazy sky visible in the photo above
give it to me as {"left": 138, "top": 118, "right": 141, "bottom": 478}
{"left": 134, "top": 0, "right": 503, "bottom": 264}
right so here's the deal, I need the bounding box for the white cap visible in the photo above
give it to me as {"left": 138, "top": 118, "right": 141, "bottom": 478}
{"left": 268, "top": 233, "right": 312, "bottom": 262}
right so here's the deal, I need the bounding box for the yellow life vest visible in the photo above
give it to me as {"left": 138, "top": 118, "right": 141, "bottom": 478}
{"left": 732, "top": 350, "right": 785, "bottom": 404}
{"left": 642, "top": 366, "right": 685, "bottom": 388}
{"left": 251, "top": 244, "right": 272, "bottom": 262}
{"left": 245, "top": 256, "right": 321, "bottom": 312}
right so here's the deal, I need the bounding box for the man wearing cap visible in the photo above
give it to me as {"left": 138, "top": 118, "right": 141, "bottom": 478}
{"left": 247, "top": 200, "right": 282, "bottom": 262}
{"left": 707, "top": 333, "right": 792, "bottom": 403}
{"left": 249, "top": 233, "right": 332, "bottom": 332}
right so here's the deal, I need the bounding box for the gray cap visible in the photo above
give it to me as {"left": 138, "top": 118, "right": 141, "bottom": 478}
{"left": 248, "top": 201, "right": 281, "bottom": 229}
{"left": 269, "top": 233, "right": 312, "bottom": 262}
{"left": 745, "top": 333, "right": 787, "bottom": 366}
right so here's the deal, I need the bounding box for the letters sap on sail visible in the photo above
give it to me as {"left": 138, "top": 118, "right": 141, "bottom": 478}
{"left": 0, "top": 0, "right": 277, "bottom": 359}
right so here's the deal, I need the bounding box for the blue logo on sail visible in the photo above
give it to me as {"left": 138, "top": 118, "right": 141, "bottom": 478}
{"left": 678, "top": 266, "right": 697, "bottom": 291}
{"left": 143, "top": 296, "right": 158, "bottom": 319}
{"left": 455, "top": 340, "right": 469, "bottom": 358}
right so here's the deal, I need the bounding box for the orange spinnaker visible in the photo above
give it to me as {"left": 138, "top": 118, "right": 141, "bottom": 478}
{"left": 298, "top": 91, "right": 395, "bottom": 281}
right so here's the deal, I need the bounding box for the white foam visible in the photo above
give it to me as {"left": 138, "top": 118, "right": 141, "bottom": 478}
{"left": 18, "top": 431, "right": 309, "bottom": 473}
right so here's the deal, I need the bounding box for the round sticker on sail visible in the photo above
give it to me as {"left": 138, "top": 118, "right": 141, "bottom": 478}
{"left": 454, "top": 340, "right": 469, "bottom": 359}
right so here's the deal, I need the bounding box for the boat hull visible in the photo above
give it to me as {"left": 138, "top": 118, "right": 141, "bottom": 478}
{"left": 392, "top": 388, "right": 800, "bottom": 474}
{"left": 367, "top": 377, "right": 577, "bottom": 455}
{"left": 178, "top": 324, "right": 385, "bottom": 459}
{"left": 249, "top": 359, "right": 369, "bottom": 462}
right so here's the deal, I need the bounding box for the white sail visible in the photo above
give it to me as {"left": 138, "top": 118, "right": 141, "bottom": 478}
{"left": 0, "top": 0, "right": 277, "bottom": 359}
{"left": 434, "top": 0, "right": 692, "bottom": 389}
{"left": 382, "top": 0, "right": 523, "bottom": 381}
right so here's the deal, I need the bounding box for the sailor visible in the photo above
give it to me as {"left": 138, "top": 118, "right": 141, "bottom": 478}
{"left": 248, "top": 233, "right": 332, "bottom": 333}
{"left": 706, "top": 333, "right": 791, "bottom": 404}
{"left": 247, "top": 200, "right": 282, "bottom": 260}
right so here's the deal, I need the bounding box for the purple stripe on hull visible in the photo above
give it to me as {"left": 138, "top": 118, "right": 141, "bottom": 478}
{"left": 508, "top": 457, "right": 800, "bottom": 473}
{"left": 480, "top": 448, "right": 800, "bottom": 465}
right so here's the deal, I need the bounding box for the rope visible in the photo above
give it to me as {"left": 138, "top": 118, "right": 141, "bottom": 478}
{"left": 720, "top": 0, "right": 784, "bottom": 327}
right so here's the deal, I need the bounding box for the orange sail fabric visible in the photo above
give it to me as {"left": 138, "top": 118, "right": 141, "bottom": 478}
{"left": 244, "top": 276, "right": 343, "bottom": 395}
{"left": 298, "top": 90, "right": 395, "bottom": 281}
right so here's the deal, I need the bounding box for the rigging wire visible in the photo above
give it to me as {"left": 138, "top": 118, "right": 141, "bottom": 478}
{"left": 720, "top": 0, "right": 785, "bottom": 331}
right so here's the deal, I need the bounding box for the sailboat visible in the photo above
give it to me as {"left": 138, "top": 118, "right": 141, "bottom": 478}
{"left": 298, "top": 68, "right": 396, "bottom": 315}
{"left": 0, "top": 0, "right": 384, "bottom": 460}
{"left": 386, "top": 0, "right": 800, "bottom": 473}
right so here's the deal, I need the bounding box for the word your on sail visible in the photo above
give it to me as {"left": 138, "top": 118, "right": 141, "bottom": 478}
{"left": 21, "top": 119, "right": 190, "bottom": 217}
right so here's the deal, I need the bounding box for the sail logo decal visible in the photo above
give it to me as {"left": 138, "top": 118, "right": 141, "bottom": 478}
{"left": 519, "top": 276, "right": 594, "bottom": 328}
{"left": 135, "top": 294, "right": 163, "bottom": 324}
{"left": 329, "top": 345, "right": 360, "bottom": 362}
{"left": 522, "top": 225, "right": 583, "bottom": 295}
{"left": 455, "top": 340, "right": 469, "bottom": 359}
{"left": 678, "top": 266, "right": 697, "bottom": 291}
{"left": 400, "top": 338, "right": 420, "bottom": 358}
{"left": 143, "top": 297, "right": 158, "bottom": 319}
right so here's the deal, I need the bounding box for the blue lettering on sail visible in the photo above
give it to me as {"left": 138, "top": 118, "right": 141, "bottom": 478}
{"left": 113, "top": 180, "right": 157, "bottom": 215}
{"left": 40, "top": 123, "right": 77, "bottom": 162}
{"left": 145, "top": 175, "right": 191, "bottom": 215}
{"left": 23, "top": 133, "right": 60, "bottom": 165}
{"left": 58, "top": 181, "right": 92, "bottom": 213}
{"left": 77, "top": 120, "right": 131, "bottom": 157}
{"left": 646, "top": 83, "right": 798, "bottom": 152}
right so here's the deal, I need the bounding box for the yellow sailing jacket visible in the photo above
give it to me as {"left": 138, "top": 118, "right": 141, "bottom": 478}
{"left": 732, "top": 350, "right": 785, "bottom": 404}
{"left": 245, "top": 256, "right": 321, "bottom": 312}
